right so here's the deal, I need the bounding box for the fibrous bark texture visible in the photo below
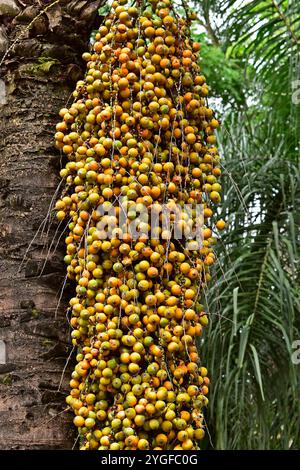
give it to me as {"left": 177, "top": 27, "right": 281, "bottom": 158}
{"left": 0, "top": 0, "right": 103, "bottom": 450}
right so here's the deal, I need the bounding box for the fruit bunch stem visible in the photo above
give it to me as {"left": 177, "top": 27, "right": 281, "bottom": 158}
{"left": 55, "top": 0, "right": 223, "bottom": 450}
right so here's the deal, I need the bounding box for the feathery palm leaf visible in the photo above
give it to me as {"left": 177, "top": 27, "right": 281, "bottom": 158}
{"left": 191, "top": 0, "right": 300, "bottom": 449}
{"left": 202, "top": 111, "right": 300, "bottom": 449}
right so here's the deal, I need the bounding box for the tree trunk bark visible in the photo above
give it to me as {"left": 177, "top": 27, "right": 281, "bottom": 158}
{"left": 0, "top": 0, "right": 103, "bottom": 450}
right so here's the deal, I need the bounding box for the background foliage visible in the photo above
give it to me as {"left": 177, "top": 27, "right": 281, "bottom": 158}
{"left": 191, "top": 0, "right": 300, "bottom": 450}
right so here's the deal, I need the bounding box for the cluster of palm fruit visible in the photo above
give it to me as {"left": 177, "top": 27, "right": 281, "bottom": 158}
{"left": 54, "top": 0, "right": 224, "bottom": 450}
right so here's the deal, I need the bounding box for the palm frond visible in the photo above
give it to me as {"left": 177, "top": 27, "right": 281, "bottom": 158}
{"left": 203, "top": 111, "right": 300, "bottom": 449}
{"left": 191, "top": 0, "right": 300, "bottom": 449}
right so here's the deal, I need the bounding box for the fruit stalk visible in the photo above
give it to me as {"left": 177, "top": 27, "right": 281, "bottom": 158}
{"left": 55, "top": 0, "right": 223, "bottom": 450}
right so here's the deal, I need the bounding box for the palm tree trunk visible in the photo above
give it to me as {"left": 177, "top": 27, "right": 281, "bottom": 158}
{"left": 0, "top": 0, "right": 102, "bottom": 450}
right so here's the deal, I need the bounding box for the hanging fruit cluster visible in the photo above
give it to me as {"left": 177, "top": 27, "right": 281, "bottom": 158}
{"left": 54, "top": 0, "right": 224, "bottom": 450}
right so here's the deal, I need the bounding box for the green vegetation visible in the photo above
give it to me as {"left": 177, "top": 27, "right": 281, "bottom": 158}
{"left": 193, "top": 0, "right": 300, "bottom": 450}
